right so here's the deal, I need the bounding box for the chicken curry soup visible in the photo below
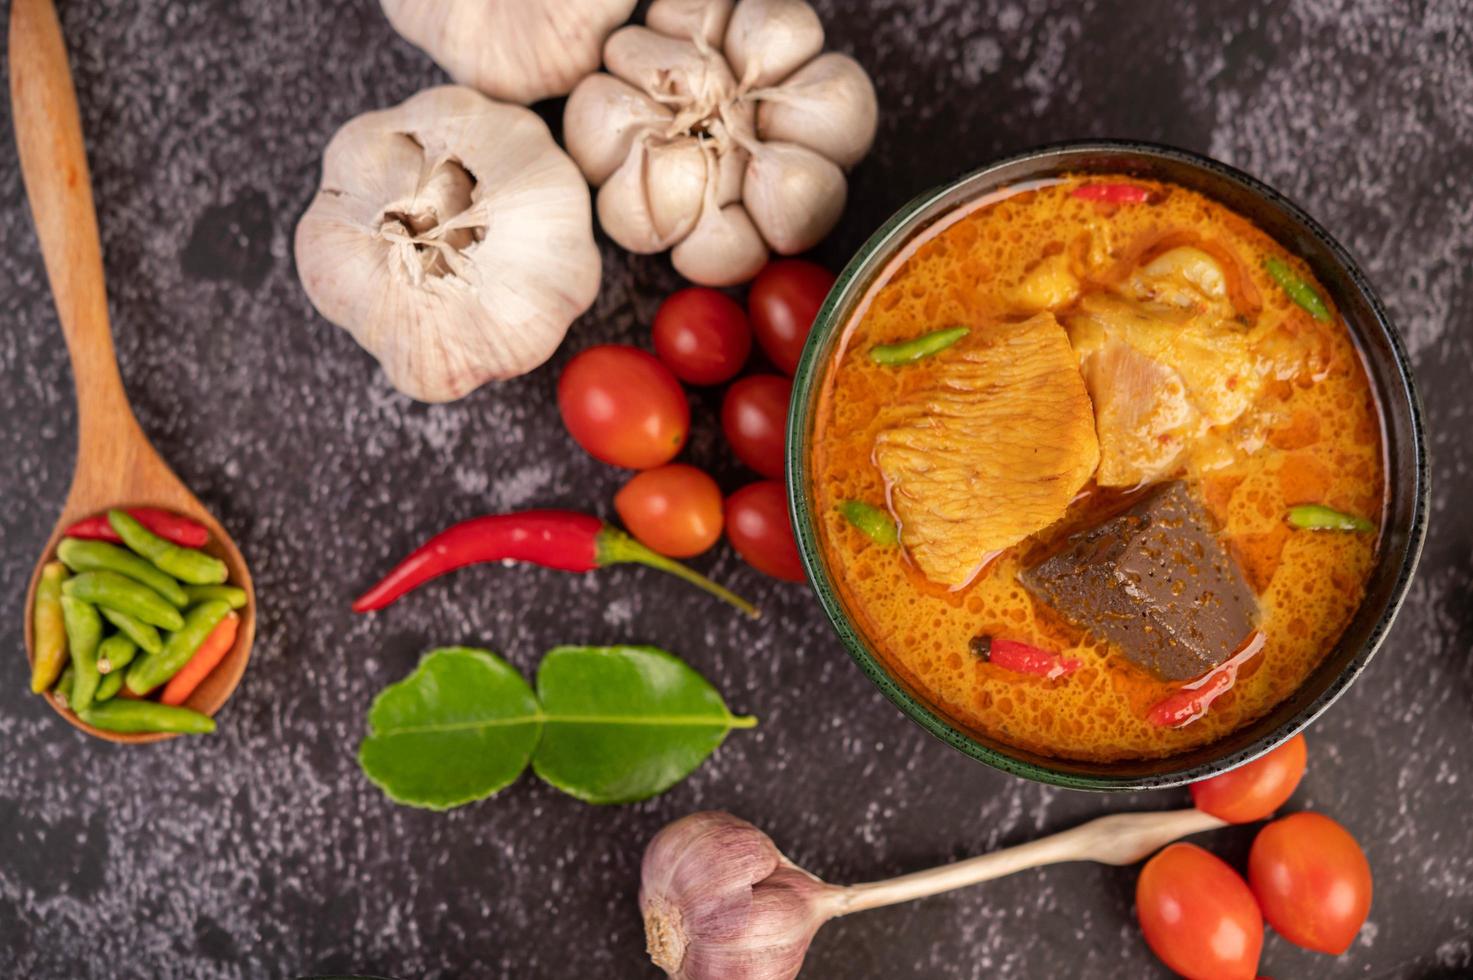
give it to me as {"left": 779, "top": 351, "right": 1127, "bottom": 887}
{"left": 812, "top": 176, "right": 1384, "bottom": 762}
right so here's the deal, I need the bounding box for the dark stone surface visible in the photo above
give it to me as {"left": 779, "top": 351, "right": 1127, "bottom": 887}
{"left": 2, "top": 1, "right": 1470, "bottom": 977}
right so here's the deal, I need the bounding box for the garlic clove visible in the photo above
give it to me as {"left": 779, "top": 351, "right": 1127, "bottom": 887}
{"left": 741, "top": 139, "right": 846, "bottom": 254}
{"left": 597, "top": 139, "right": 681, "bottom": 254}
{"left": 646, "top": 138, "right": 710, "bottom": 242}
{"left": 723, "top": 0, "right": 824, "bottom": 89}
{"left": 754, "top": 52, "right": 878, "bottom": 170}
{"left": 565, "top": 73, "right": 674, "bottom": 186}
{"left": 672, "top": 200, "right": 769, "bottom": 286}
{"left": 646, "top": 0, "right": 734, "bottom": 49}
{"left": 295, "top": 86, "right": 601, "bottom": 402}
{"left": 380, "top": 0, "right": 637, "bottom": 104}
{"left": 715, "top": 144, "right": 749, "bottom": 205}
{"left": 605, "top": 25, "right": 736, "bottom": 106}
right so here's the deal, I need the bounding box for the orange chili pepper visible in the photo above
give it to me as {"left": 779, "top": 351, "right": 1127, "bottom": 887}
{"left": 159, "top": 612, "right": 239, "bottom": 706}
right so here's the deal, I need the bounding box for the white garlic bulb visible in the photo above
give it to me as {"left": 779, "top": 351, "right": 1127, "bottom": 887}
{"left": 380, "top": 0, "right": 637, "bottom": 104}
{"left": 294, "top": 86, "right": 601, "bottom": 402}
{"left": 563, "top": 0, "right": 879, "bottom": 286}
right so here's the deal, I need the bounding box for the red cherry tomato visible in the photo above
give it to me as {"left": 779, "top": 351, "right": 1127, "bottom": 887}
{"left": 1248, "top": 812, "right": 1372, "bottom": 954}
{"left": 1191, "top": 733, "right": 1307, "bottom": 824}
{"left": 721, "top": 374, "right": 792, "bottom": 479}
{"left": 725, "top": 480, "right": 805, "bottom": 582}
{"left": 748, "top": 260, "right": 835, "bottom": 375}
{"left": 614, "top": 464, "right": 724, "bottom": 558}
{"left": 1136, "top": 843, "right": 1264, "bottom": 980}
{"left": 558, "top": 346, "right": 689, "bottom": 469}
{"left": 652, "top": 288, "right": 752, "bottom": 386}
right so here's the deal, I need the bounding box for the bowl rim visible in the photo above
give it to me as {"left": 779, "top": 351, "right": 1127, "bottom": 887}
{"left": 785, "top": 138, "right": 1429, "bottom": 791}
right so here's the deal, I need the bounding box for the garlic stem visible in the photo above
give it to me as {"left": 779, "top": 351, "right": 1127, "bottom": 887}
{"left": 820, "top": 808, "right": 1226, "bottom": 919}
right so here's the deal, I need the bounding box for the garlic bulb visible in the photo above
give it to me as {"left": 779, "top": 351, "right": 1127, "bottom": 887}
{"left": 640, "top": 808, "right": 1227, "bottom": 979}
{"left": 380, "top": 0, "right": 637, "bottom": 104}
{"left": 294, "top": 86, "right": 601, "bottom": 402}
{"left": 563, "top": 0, "right": 879, "bottom": 286}
{"left": 640, "top": 812, "right": 836, "bottom": 980}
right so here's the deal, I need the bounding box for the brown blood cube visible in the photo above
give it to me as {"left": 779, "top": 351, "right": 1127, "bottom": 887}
{"left": 1020, "top": 481, "right": 1258, "bottom": 681}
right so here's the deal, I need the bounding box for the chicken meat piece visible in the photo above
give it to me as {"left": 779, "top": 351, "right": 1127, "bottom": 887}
{"left": 1125, "top": 246, "right": 1233, "bottom": 316}
{"left": 1066, "top": 249, "right": 1264, "bottom": 487}
{"left": 874, "top": 313, "right": 1100, "bottom": 587}
{"left": 1077, "top": 338, "right": 1196, "bottom": 487}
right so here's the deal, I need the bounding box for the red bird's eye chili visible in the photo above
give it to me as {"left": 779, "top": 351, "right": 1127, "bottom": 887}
{"left": 352, "top": 510, "right": 759, "bottom": 618}
{"left": 1071, "top": 182, "right": 1153, "bottom": 205}
{"left": 64, "top": 507, "right": 209, "bottom": 548}
{"left": 1148, "top": 632, "right": 1266, "bottom": 728}
{"left": 972, "top": 636, "right": 1080, "bottom": 679}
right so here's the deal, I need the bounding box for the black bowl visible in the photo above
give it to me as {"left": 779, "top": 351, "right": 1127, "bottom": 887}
{"left": 786, "top": 140, "right": 1429, "bottom": 790}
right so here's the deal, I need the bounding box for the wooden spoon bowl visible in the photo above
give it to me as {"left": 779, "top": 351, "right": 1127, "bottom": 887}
{"left": 13, "top": 0, "right": 256, "bottom": 743}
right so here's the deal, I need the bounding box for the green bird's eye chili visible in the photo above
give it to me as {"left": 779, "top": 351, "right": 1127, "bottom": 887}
{"left": 1265, "top": 256, "right": 1331, "bottom": 322}
{"left": 60, "top": 596, "right": 103, "bottom": 714}
{"left": 125, "top": 599, "right": 233, "bottom": 696}
{"left": 62, "top": 571, "right": 185, "bottom": 631}
{"left": 30, "top": 561, "right": 68, "bottom": 693}
{"left": 54, "top": 665, "right": 75, "bottom": 707}
{"left": 79, "top": 700, "right": 216, "bottom": 735}
{"left": 95, "top": 669, "right": 125, "bottom": 703}
{"left": 351, "top": 510, "right": 758, "bottom": 618}
{"left": 869, "top": 326, "right": 970, "bottom": 365}
{"left": 1287, "top": 503, "right": 1375, "bottom": 532}
{"left": 838, "top": 500, "right": 898, "bottom": 546}
{"left": 181, "top": 584, "right": 248, "bottom": 610}
{"left": 96, "top": 634, "right": 138, "bottom": 676}
{"left": 58, "top": 538, "right": 188, "bottom": 607}
{"left": 108, "top": 509, "right": 227, "bottom": 586}
{"left": 99, "top": 607, "right": 163, "bottom": 656}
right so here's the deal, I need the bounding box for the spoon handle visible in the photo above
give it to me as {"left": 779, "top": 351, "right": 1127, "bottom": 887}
{"left": 10, "top": 0, "right": 136, "bottom": 450}
{"left": 827, "top": 808, "right": 1226, "bottom": 917}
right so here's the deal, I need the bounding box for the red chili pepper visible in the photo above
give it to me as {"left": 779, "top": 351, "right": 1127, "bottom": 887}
{"left": 1148, "top": 632, "right": 1266, "bottom": 728}
{"left": 1071, "top": 182, "right": 1152, "bottom": 205}
{"left": 979, "top": 637, "right": 1080, "bottom": 680}
{"left": 352, "top": 509, "right": 759, "bottom": 617}
{"left": 63, "top": 507, "right": 209, "bottom": 548}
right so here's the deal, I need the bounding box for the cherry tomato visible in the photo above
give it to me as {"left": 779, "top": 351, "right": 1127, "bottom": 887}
{"left": 1191, "top": 733, "right": 1307, "bottom": 824}
{"left": 721, "top": 374, "right": 792, "bottom": 479}
{"left": 652, "top": 288, "right": 752, "bottom": 386}
{"left": 558, "top": 346, "right": 689, "bottom": 469}
{"left": 748, "top": 260, "right": 835, "bottom": 375}
{"left": 1136, "top": 843, "right": 1264, "bottom": 980}
{"left": 614, "top": 464, "right": 724, "bottom": 558}
{"left": 725, "top": 480, "right": 805, "bottom": 582}
{"left": 1248, "top": 812, "right": 1372, "bottom": 954}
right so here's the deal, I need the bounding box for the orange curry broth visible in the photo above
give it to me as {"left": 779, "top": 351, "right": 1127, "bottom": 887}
{"left": 812, "top": 176, "right": 1385, "bottom": 762}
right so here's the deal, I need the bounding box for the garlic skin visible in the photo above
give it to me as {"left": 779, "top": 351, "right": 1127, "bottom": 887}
{"left": 380, "top": 0, "right": 637, "bottom": 104}
{"left": 640, "top": 811, "right": 837, "bottom": 980}
{"left": 295, "top": 86, "right": 601, "bottom": 402}
{"left": 564, "top": 0, "right": 879, "bottom": 285}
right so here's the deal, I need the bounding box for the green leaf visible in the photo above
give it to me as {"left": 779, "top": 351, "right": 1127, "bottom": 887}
{"left": 358, "top": 647, "right": 541, "bottom": 810}
{"left": 532, "top": 645, "right": 757, "bottom": 805}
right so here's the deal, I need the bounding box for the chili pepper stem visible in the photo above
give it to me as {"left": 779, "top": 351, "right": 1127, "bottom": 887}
{"left": 597, "top": 528, "right": 761, "bottom": 619}
{"left": 816, "top": 808, "right": 1225, "bottom": 919}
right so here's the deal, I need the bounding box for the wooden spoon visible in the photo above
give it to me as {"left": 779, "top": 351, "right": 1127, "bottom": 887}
{"left": 12, "top": 0, "right": 255, "bottom": 743}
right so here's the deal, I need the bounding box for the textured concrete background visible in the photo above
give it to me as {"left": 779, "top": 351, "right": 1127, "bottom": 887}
{"left": 2, "top": 1, "right": 1471, "bottom": 977}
